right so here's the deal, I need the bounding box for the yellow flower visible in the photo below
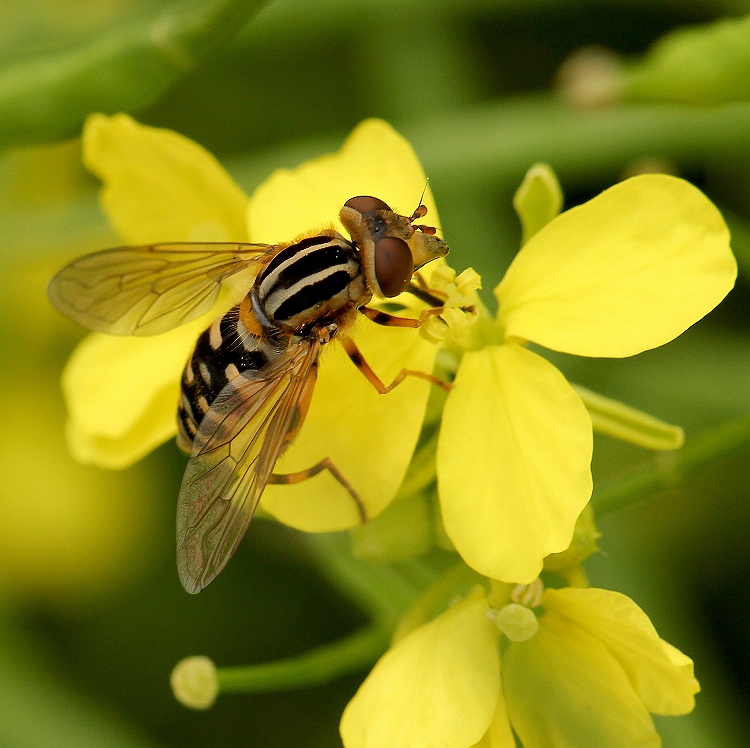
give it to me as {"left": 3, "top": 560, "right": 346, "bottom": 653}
{"left": 63, "top": 114, "right": 442, "bottom": 531}
{"left": 436, "top": 174, "right": 736, "bottom": 583}
{"left": 340, "top": 583, "right": 699, "bottom": 748}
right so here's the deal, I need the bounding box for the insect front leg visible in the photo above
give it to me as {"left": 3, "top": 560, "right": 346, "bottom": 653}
{"left": 340, "top": 336, "right": 451, "bottom": 394}
{"left": 359, "top": 305, "right": 445, "bottom": 328}
{"left": 269, "top": 459, "right": 368, "bottom": 523}
{"left": 409, "top": 272, "right": 449, "bottom": 305}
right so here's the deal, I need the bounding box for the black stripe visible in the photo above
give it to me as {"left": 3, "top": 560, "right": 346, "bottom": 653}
{"left": 273, "top": 270, "right": 353, "bottom": 321}
{"left": 178, "top": 407, "right": 196, "bottom": 436}
{"left": 219, "top": 307, "right": 238, "bottom": 342}
{"left": 262, "top": 235, "right": 332, "bottom": 279}
{"left": 272, "top": 244, "right": 352, "bottom": 292}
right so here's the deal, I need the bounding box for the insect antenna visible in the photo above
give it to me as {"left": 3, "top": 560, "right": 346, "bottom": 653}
{"left": 416, "top": 179, "right": 429, "bottom": 214}
{"left": 409, "top": 179, "right": 444, "bottom": 236}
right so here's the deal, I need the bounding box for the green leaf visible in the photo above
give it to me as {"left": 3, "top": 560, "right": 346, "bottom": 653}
{"left": 0, "top": 0, "right": 269, "bottom": 151}
{"left": 622, "top": 13, "right": 750, "bottom": 104}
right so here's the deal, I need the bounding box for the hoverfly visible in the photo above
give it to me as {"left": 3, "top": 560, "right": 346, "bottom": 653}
{"left": 49, "top": 196, "right": 450, "bottom": 593}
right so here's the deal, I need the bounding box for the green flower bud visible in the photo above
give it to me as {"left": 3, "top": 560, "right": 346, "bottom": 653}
{"left": 171, "top": 656, "right": 218, "bottom": 710}
{"left": 513, "top": 163, "right": 564, "bottom": 245}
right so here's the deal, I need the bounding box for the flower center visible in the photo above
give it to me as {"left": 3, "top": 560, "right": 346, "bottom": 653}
{"left": 487, "top": 579, "right": 544, "bottom": 642}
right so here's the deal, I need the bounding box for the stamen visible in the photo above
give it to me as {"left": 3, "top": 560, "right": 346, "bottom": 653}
{"left": 429, "top": 265, "right": 456, "bottom": 292}
{"left": 455, "top": 268, "right": 483, "bottom": 296}
{"left": 511, "top": 578, "right": 544, "bottom": 608}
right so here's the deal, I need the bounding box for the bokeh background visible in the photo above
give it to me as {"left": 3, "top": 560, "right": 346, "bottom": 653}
{"left": 1, "top": 0, "right": 749, "bottom": 745}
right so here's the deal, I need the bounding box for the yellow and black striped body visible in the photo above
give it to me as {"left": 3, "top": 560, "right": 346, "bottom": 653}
{"left": 253, "top": 233, "right": 367, "bottom": 332}
{"left": 177, "top": 232, "right": 368, "bottom": 451}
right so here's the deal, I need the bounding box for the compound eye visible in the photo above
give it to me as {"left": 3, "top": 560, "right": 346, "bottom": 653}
{"left": 374, "top": 236, "right": 413, "bottom": 297}
{"left": 344, "top": 196, "right": 392, "bottom": 214}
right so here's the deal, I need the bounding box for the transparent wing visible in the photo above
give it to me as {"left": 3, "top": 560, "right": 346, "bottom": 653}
{"left": 48, "top": 242, "right": 272, "bottom": 336}
{"left": 176, "top": 337, "right": 321, "bottom": 594}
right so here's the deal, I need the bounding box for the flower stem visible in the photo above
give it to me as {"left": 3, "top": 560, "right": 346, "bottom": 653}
{"left": 230, "top": 98, "right": 750, "bottom": 196}
{"left": 216, "top": 625, "right": 390, "bottom": 694}
{"left": 392, "top": 562, "right": 482, "bottom": 643}
{"left": 593, "top": 415, "right": 750, "bottom": 516}
{"left": 305, "top": 533, "right": 432, "bottom": 628}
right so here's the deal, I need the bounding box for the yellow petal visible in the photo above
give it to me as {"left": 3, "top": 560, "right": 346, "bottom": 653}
{"left": 497, "top": 174, "right": 736, "bottom": 357}
{"left": 503, "top": 609, "right": 661, "bottom": 747}
{"left": 63, "top": 316, "right": 209, "bottom": 469}
{"left": 661, "top": 639, "right": 700, "bottom": 699}
{"left": 83, "top": 113, "right": 249, "bottom": 244}
{"left": 252, "top": 119, "right": 443, "bottom": 529}
{"left": 437, "top": 343, "right": 592, "bottom": 583}
{"left": 261, "top": 314, "right": 436, "bottom": 531}
{"left": 545, "top": 587, "right": 699, "bottom": 715}
{"left": 471, "top": 692, "right": 516, "bottom": 748}
{"left": 340, "top": 591, "right": 500, "bottom": 748}
{"left": 247, "top": 118, "right": 440, "bottom": 244}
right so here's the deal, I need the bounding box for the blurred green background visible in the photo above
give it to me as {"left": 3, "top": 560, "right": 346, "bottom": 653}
{"left": 1, "top": 0, "right": 749, "bottom": 745}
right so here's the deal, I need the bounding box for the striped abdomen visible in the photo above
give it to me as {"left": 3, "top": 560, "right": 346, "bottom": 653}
{"left": 176, "top": 308, "right": 285, "bottom": 452}
{"left": 177, "top": 232, "right": 367, "bottom": 451}
{"left": 253, "top": 232, "right": 368, "bottom": 330}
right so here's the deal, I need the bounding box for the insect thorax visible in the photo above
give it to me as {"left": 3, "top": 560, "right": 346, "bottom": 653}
{"left": 252, "top": 232, "right": 368, "bottom": 331}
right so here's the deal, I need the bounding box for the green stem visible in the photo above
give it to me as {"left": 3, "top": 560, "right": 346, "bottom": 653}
{"left": 305, "top": 533, "right": 427, "bottom": 628}
{"left": 0, "top": 0, "right": 269, "bottom": 150}
{"left": 392, "top": 562, "right": 482, "bottom": 644}
{"left": 229, "top": 98, "right": 750, "bottom": 197}
{"left": 217, "top": 624, "right": 389, "bottom": 694}
{"left": 593, "top": 415, "right": 750, "bottom": 516}
{"left": 411, "top": 98, "right": 750, "bottom": 190}
{"left": 246, "top": 0, "right": 750, "bottom": 44}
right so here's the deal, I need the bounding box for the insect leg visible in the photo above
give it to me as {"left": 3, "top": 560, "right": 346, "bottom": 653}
{"left": 409, "top": 272, "right": 449, "bottom": 304}
{"left": 359, "top": 305, "right": 445, "bottom": 328}
{"left": 269, "top": 459, "right": 368, "bottom": 523}
{"left": 340, "top": 335, "right": 451, "bottom": 393}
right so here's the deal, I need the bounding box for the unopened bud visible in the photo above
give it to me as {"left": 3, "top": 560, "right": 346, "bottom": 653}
{"left": 513, "top": 164, "right": 564, "bottom": 244}
{"left": 556, "top": 45, "right": 624, "bottom": 108}
{"left": 171, "top": 656, "right": 218, "bottom": 710}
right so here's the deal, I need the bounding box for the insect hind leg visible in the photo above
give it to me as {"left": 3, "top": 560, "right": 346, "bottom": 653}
{"left": 269, "top": 458, "right": 368, "bottom": 523}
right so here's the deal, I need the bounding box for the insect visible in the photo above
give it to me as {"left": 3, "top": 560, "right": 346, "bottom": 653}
{"left": 49, "top": 196, "right": 450, "bottom": 593}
